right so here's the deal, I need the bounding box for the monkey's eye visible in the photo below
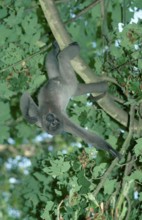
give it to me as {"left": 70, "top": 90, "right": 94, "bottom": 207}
{"left": 51, "top": 120, "right": 59, "bottom": 128}
{"left": 46, "top": 113, "right": 60, "bottom": 131}
{"left": 46, "top": 113, "right": 54, "bottom": 122}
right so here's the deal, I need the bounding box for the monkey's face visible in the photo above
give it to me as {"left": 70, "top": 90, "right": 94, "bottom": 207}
{"left": 42, "top": 113, "right": 63, "bottom": 135}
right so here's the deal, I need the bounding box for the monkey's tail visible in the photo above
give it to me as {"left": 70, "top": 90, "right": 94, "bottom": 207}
{"left": 63, "top": 115, "right": 122, "bottom": 159}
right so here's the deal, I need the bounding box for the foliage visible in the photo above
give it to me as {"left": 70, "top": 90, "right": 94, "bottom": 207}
{"left": 16, "top": 146, "right": 141, "bottom": 220}
{"left": 0, "top": 0, "right": 142, "bottom": 219}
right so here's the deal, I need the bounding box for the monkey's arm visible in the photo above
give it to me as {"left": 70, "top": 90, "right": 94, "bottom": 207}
{"left": 74, "top": 81, "right": 108, "bottom": 96}
{"left": 20, "top": 93, "right": 40, "bottom": 124}
{"left": 63, "top": 115, "right": 121, "bottom": 158}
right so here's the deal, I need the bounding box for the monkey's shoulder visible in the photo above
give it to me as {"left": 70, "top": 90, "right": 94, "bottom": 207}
{"left": 45, "top": 78, "right": 64, "bottom": 93}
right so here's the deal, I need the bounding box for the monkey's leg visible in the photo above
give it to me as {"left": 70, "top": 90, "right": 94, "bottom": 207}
{"left": 74, "top": 81, "right": 108, "bottom": 96}
{"left": 63, "top": 115, "right": 121, "bottom": 159}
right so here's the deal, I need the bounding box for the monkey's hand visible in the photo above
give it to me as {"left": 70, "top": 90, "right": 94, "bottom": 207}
{"left": 20, "top": 93, "right": 39, "bottom": 124}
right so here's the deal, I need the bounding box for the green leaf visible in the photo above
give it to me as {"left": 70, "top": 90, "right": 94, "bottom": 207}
{"left": 0, "top": 125, "right": 9, "bottom": 143}
{"left": 134, "top": 138, "right": 142, "bottom": 156}
{"left": 34, "top": 172, "right": 49, "bottom": 183}
{"left": 77, "top": 170, "right": 91, "bottom": 194}
{"left": 0, "top": 8, "right": 8, "bottom": 19}
{"left": 104, "top": 179, "right": 117, "bottom": 195}
{"left": 41, "top": 201, "right": 54, "bottom": 220}
{"left": 69, "top": 176, "right": 81, "bottom": 193}
{"left": 16, "top": 123, "right": 35, "bottom": 139}
{"left": 0, "top": 81, "right": 16, "bottom": 99}
{"left": 43, "top": 157, "right": 70, "bottom": 177}
{"left": 93, "top": 163, "right": 107, "bottom": 178}
{"left": 127, "top": 170, "right": 142, "bottom": 182}
{"left": 138, "top": 59, "right": 142, "bottom": 70}
{"left": 139, "top": 192, "right": 142, "bottom": 201}
{"left": 0, "top": 102, "right": 10, "bottom": 121}
{"left": 95, "top": 57, "right": 103, "bottom": 74}
{"left": 27, "top": 193, "right": 39, "bottom": 207}
{"left": 110, "top": 45, "right": 124, "bottom": 59}
{"left": 0, "top": 101, "right": 10, "bottom": 142}
{"left": 54, "top": 189, "right": 62, "bottom": 196}
{"left": 111, "top": 3, "right": 121, "bottom": 27}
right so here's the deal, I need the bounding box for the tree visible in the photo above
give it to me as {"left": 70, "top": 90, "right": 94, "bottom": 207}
{"left": 0, "top": 0, "right": 142, "bottom": 219}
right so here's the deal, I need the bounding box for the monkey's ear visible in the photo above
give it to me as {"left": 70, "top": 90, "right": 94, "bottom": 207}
{"left": 20, "top": 92, "right": 41, "bottom": 126}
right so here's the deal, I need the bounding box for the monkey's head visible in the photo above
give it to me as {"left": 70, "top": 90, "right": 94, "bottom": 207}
{"left": 42, "top": 113, "right": 63, "bottom": 135}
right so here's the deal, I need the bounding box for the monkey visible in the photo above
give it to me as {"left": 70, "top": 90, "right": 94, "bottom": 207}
{"left": 20, "top": 42, "right": 121, "bottom": 159}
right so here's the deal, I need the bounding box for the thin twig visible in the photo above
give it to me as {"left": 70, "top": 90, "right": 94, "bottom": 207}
{"left": 0, "top": 45, "right": 48, "bottom": 73}
{"left": 125, "top": 195, "right": 131, "bottom": 220}
{"left": 65, "top": 0, "right": 102, "bottom": 24}
{"left": 115, "top": 104, "right": 136, "bottom": 219}
{"left": 57, "top": 200, "right": 64, "bottom": 220}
